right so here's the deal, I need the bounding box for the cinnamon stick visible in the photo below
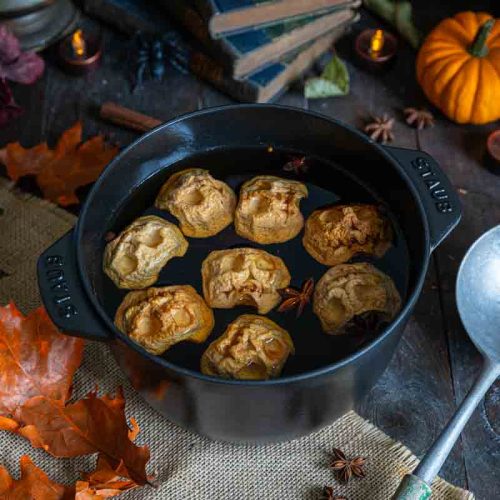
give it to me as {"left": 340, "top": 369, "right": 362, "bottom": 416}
{"left": 99, "top": 102, "right": 162, "bottom": 132}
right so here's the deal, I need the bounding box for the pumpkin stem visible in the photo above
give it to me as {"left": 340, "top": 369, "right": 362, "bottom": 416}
{"left": 469, "top": 18, "right": 495, "bottom": 57}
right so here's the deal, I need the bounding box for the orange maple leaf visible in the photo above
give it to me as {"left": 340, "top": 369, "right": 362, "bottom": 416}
{"left": 0, "top": 122, "right": 119, "bottom": 206}
{"left": 75, "top": 454, "right": 139, "bottom": 499}
{"left": 14, "top": 388, "right": 151, "bottom": 485}
{"left": 0, "top": 456, "right": 73, "bottom": 500}
{"left": 0, "top": 303, "right": 84, "bottom": 422}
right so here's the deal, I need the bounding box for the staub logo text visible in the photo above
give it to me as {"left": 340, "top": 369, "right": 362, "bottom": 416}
{"left": 411, "top": 157, "right": 453, "bottom": 214}
{"left": 45, "top": 255, "right": 78, "bottom": 318}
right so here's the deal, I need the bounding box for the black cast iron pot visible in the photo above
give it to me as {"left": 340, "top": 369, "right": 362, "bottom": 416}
{"left": 37, "top": 105, "right": 461, "bottom": 443}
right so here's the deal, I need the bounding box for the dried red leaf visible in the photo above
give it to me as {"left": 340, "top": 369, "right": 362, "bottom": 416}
{"left": 0, "top": 26, "right": 20, "bottom": 64}
{"left": 14, "top": 388, "right": 151, "bottom": 485}
{"left": 75, "top": 454, "right": 140, "bottom": 499}
{"left": 0, "top": 302, "right": 84, "bottom": 421}
{"left": 0, "top": 27, "right": 44, "bottom": 84}
{"left": 0, "top": 122, "right": 119, "bottom": 206}
{"left": 0, "top": 77, "right": 22, "bottom": 127}
{"left": 0, "top": 455, "right": 73, "bottom": 500}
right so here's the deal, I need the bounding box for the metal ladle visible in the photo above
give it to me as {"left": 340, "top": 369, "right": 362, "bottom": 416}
{"left": 393, "top": 225, "right": 500, "bottom": 499}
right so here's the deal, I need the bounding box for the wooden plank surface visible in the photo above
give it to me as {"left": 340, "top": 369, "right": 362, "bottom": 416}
{"left": 1, "top": 4, "right": 499, "bottom": 498}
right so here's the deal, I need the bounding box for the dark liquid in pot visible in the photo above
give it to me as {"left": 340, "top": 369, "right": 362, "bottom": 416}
{"left": 100, "top": 147, "right": 410, "bottom": 376}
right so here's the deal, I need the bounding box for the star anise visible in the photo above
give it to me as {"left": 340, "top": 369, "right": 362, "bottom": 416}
{"left": 321, "top": 486, "right": 347, "bottom": 500}
{"left": 363, "top": 114, "right": 394, "bottom": 143}
{"left": 330, "top": 448, "right": 366, "bottom": 483}
{"left": 345, "top": 311, "right": 389, "bottom": 336}
{"left": 404, "top": 107, "right": 435, "bottom": 129}
{"left": 278, "top": 277, "right": 314, "bottom": 317}
{"left": 283, "top": 155, "right": 309, "bottom": 175}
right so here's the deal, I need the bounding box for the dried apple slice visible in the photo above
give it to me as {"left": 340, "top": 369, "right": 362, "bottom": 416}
{"left": 235, "top": 175, "right": 308, "bottom": 244}
{"left": 103, "top": 215, "right": 188, "bottom": 289}
{"left": 201, "top": 248, "right": 291, "bottom": 314}
{"left": 303, "top": 204, "right": 392, "bottom": 266}
{"left": 313, "top": 263, "right": 401, "bottom": 334}
{"left": 155, "top": 168, "right": 236, "bottom": 237}
{"left": 114, "top": 285, "right": 214, "bottom": 355}
{"left": 201, "top": 314, "right": 294, "bottom": 380}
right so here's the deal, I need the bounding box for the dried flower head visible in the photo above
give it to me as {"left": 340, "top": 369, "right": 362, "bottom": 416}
{"left": 363, "top": 114, "right": 394, "bottom": 143}
{"left": 404, "top": 108, "right": 435, "bottom": 129}
{"left": 283, "top": 156, "right": 309, "bottom": 175}
{"left": 330, "top": 448, "right": 366, "bottom": 483}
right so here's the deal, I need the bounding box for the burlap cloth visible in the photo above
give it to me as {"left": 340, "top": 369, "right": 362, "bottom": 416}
{"left": 0, "top": 179, "right": 473, "bottom": 500}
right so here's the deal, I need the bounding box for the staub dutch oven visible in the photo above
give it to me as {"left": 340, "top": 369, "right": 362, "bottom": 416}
{"left": 37, "top": 105, "right": 461, "bottom": 443}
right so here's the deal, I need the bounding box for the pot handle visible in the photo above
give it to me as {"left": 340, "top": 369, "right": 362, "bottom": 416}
{"left": 37, "top": 229, "right": 112, "bottom": 341}
{"left": 384, "top": 146, "right": 461, "bottom": 251}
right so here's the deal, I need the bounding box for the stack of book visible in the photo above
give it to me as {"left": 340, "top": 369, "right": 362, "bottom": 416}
{"left": 83, "top": 0, "right": 361, "bottom": 102}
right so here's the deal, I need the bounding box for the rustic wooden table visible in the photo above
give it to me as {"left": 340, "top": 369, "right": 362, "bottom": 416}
{"left": 1, "top": 2, "right": 498, "bottom": 498}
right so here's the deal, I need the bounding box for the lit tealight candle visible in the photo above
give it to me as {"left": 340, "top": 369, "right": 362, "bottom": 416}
{"left": 370, "top": 29, "right": 385, "bottom": 59}
{"left": 71, "top": 29, "right": 86, "bottom": 60}
{"left": 58, "top": 28, "right": 102, "bottom": 76}
{"left": 355, "top": 28, "right": 398, "bottom": 71}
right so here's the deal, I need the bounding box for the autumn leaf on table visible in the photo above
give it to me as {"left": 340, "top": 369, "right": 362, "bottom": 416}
{"left": 16, "top": 388, "right": 152, "bottom": 485}
{"left": 0, "top": 302, "right": 152, "bottom": 489}
{"left": 304, "top": 54, "right": 349, "bottom": 99}
{"left": 0, "top": 303, "right": 84, "bottom": 425}
{"left": 0, "top": 122, "right": 119, "bottom": 206}
{"left": 75, "top": 454, "right": 140, "bottom": 499}
{"left": 0, "top": 455, "right": 73, "bottom": 500}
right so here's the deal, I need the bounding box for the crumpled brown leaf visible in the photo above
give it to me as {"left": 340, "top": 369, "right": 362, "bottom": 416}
{"left": 0, "top": 455, "right": 73, "bottom": 500}
{"left": 75, "top": 454, "right": 139, "bottom": 499}
{"left": 13, "top": 388, "right": 151, "bottom": 485}
{"left": 0, "top": 303, "right": 152, "bottom": 495}
{"left": 0, "top": 122, "right": 119, "bottom": 206}
{"left": 0, "top": 303, "right": 84, "bottom": 423}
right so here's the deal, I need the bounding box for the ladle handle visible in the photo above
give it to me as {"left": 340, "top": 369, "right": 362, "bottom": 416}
{"left": 392, "top": 359, "right": 500, "bottom": 499}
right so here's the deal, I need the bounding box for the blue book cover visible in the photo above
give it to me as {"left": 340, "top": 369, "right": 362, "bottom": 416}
{"left": 161, "top": 0, "right": 358, "bottom": 77}
{"left": 194, "top": 0, "right": 359, "bottom": 37}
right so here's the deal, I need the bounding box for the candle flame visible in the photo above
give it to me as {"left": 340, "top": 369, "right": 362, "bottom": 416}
{"left": 71, "top": 29, "right": 86, "bottom": 58}
{"left": 370, "top": 29, "right": 384, "bottom": 58}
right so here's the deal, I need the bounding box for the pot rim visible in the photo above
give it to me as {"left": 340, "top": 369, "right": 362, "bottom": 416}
{"left": 76, "top": 104, "right": 431, "bottom": 386}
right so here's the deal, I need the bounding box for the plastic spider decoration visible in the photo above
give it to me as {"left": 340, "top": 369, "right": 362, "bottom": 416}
{"left": 131, "top": 31, "right": 189, "bottom": 92}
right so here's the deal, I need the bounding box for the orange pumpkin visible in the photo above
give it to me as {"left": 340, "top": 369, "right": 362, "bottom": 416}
{"left": 416, "top": 12, "right": 500, "bottom": 124}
